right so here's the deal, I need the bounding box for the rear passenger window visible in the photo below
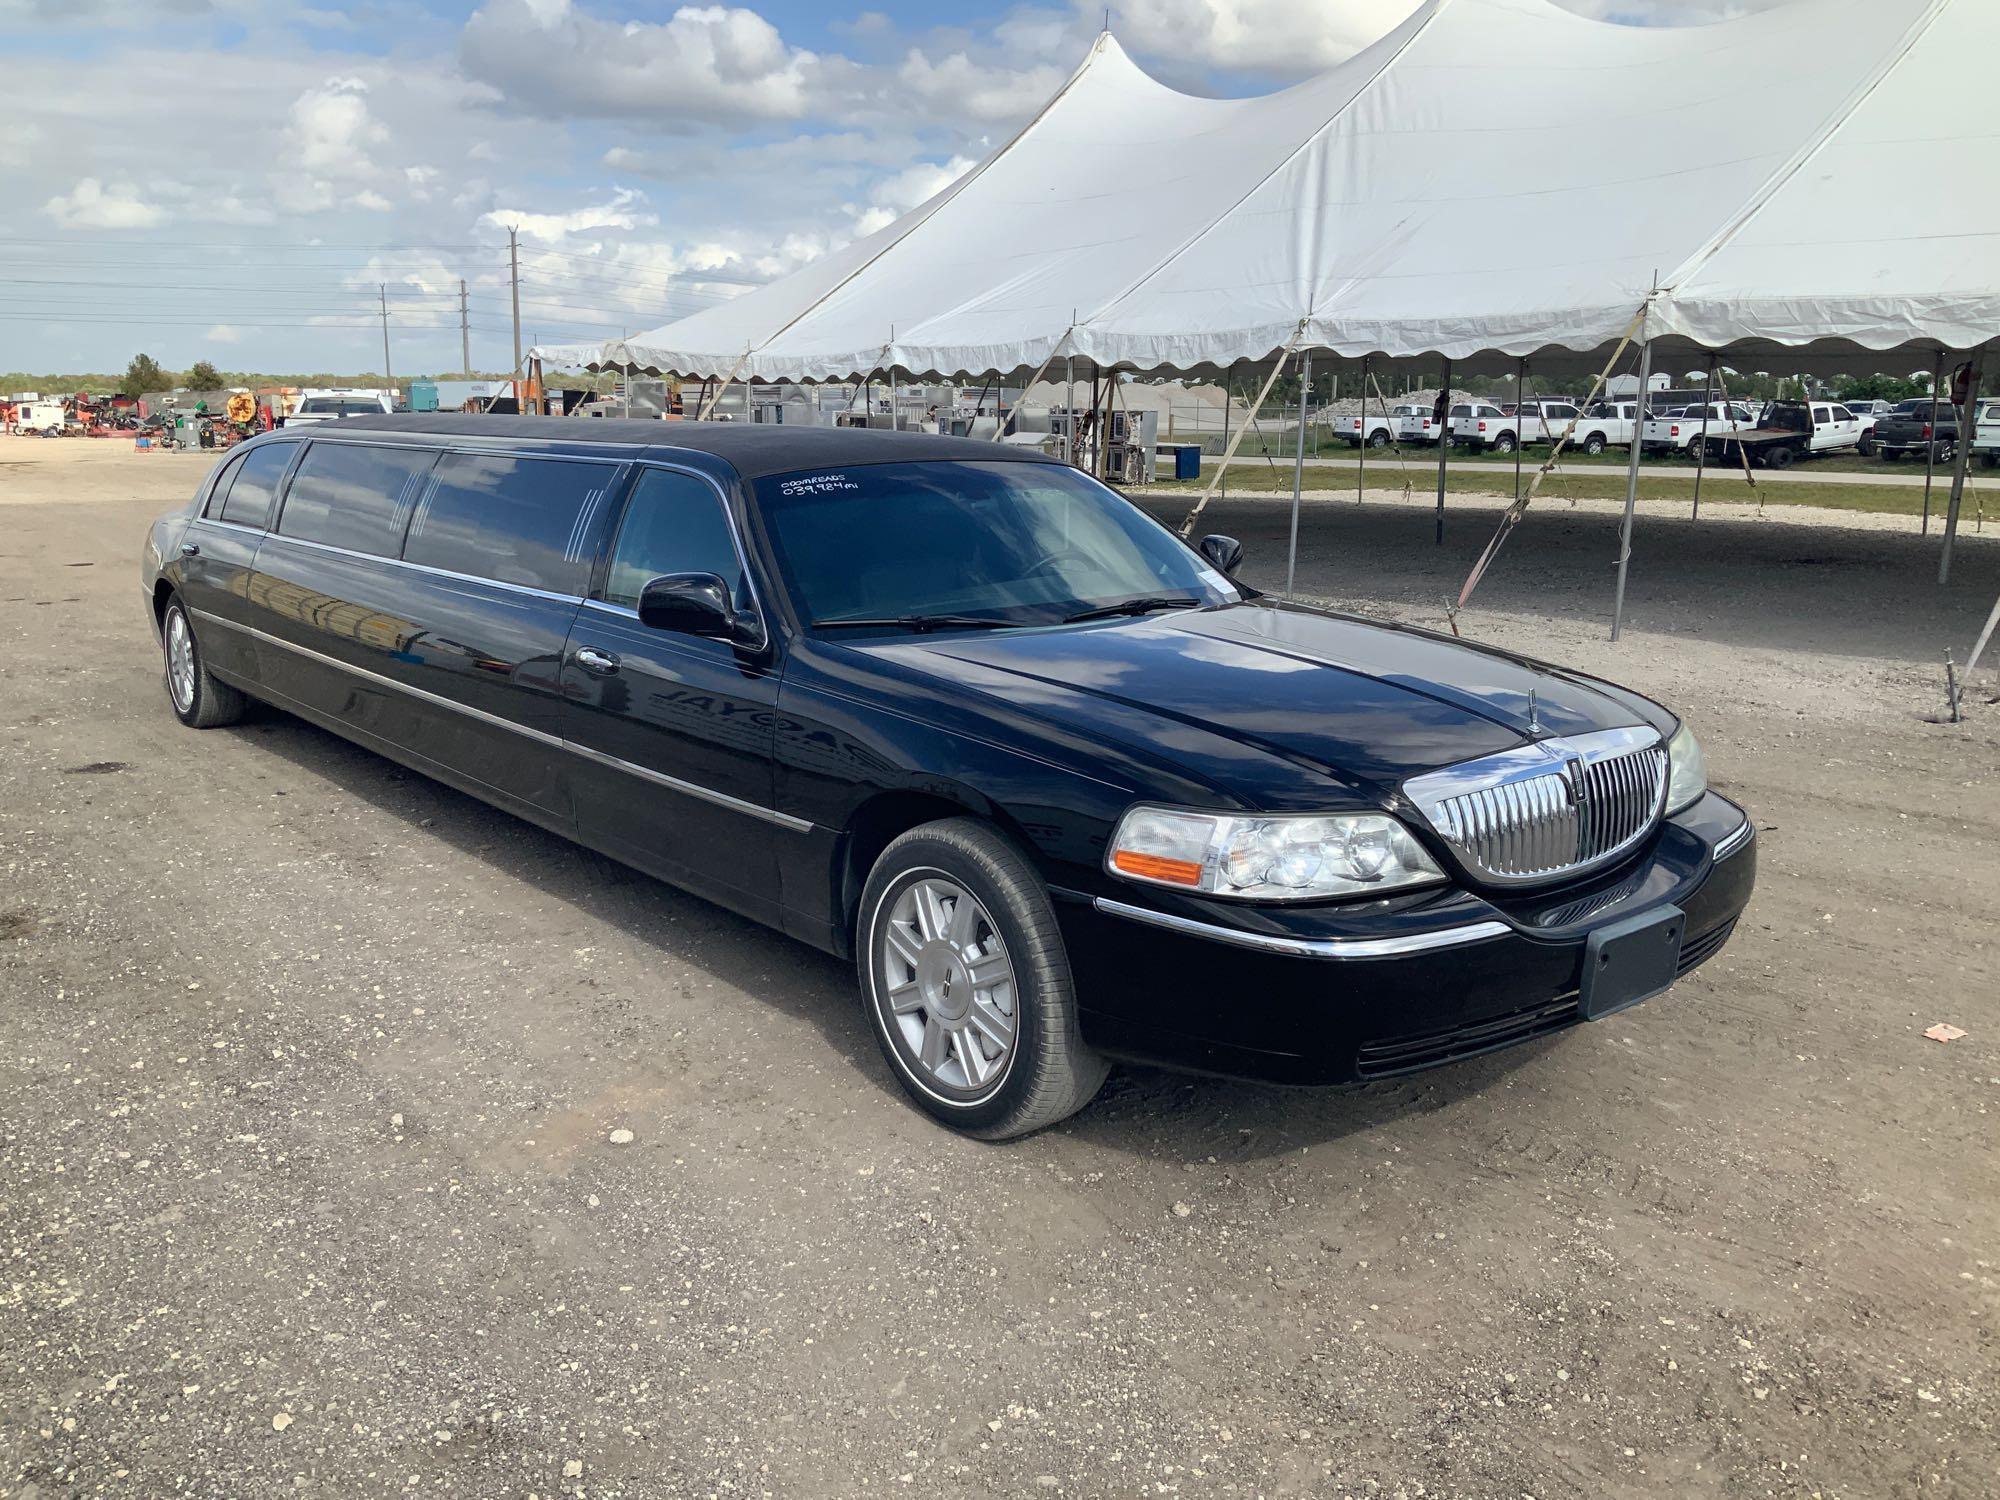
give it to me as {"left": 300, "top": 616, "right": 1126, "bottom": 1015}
{"left": 201, "top": 453, "right": 247, "bottom": 518}
{"left": 601, "top": 469, "right": 744, "bottom": 610}
{"left": 402, "top": 453, "right": 613, "bottom": 595}
{"left": 218, "top": 442, "right": 298, "bottom": 530}
{"left": 280, "top": 443, "right": 437, "bottom": 556}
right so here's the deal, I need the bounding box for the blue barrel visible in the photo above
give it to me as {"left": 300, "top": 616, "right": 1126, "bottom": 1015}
{"left": 1172, "top": 444, "right": 1201, "bottom": 480}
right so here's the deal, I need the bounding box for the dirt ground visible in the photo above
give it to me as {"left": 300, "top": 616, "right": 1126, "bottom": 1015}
{"left": 3, "top": 436, "right": 1996, "bottom": 1499}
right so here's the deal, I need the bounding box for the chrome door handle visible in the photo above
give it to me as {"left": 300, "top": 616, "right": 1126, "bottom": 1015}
{"left": 575, "top": 646, "right": 620, "bottom": 675}
{"left": 179, "top": 541, "right": 200, "bottom": 556}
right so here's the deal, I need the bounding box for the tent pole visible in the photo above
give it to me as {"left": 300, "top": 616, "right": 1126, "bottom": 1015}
{"left": 1434, "top": 359, "right": 1452, "bottom": 544}
{"left": 1287, "top": 349, "right": 1313, "bottom": 595}
{"left": 1611, "top": 339, "right": 1655, "bottom": 643}
{"left": 1922, "top": 351, "right": 1944, "bottom": 535}
{"left": 1939, "top": 349, "right": 1983, "bottom": 585}
{"left": 1357, "top": 356, "right": 1368, "bottom": 504}
{"left": 1693, "top": 366, "right": 1714, "bottom": 519}
{"left": 1221, "top": 360, "right": 1236, "bottom": 503}
{"left": 1513, "top": 358, "right": 1525, "bottom": 503}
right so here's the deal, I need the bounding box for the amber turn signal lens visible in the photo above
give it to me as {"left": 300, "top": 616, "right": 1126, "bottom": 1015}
{"left": 1110, "top": 850, "right": 1203, "bottom": 886}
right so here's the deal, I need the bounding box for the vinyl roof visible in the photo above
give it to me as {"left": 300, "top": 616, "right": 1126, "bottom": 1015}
{"left": 319, "top": 413, "right": 1062, "bottom": 480}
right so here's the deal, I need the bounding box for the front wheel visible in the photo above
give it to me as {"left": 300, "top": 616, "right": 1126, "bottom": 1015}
{"left": 859, "top": 818, "right": 1108, "bottom": 1139}
{"left": 1581, "top": 433, "right": 1607, "bottom": 456}
{"left": 161, "top": 595, "right": 246, "bottom": 728}
{"left": 1858, "top": 431, "right": 1876, "bottom": 456}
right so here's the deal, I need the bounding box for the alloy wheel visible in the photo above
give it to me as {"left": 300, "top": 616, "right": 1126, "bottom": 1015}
{"left": 166, "top": 609, "right": 197, "bottom": 714}
{"left": 875, "top": 875, "right": 1018, "bottom": 1096}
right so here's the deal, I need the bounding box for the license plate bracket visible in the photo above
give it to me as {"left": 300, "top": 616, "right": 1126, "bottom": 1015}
{"left": 1579, "top": 905, "right": 1685, "bottom": 1021}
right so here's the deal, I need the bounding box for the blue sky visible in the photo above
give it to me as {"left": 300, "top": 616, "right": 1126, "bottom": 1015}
{"left": 0, "top": 0, "right": 1768, "bottom": 376}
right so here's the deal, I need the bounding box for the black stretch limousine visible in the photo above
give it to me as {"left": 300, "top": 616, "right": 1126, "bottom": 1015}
{"left": 143, "top": 416, "right": 1755, "bottom": 1137}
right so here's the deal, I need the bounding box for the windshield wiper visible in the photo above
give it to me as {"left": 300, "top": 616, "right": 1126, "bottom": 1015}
{"left": 1062, "top": 595, "right": 1204, "bottom": 624}
{"left": 810, "top": 614, "right": 1023, "bottom": 634}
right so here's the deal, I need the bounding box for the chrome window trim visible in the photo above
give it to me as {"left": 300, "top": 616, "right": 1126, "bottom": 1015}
{"left": 258, "top": 530, "right": 585, "bottom": 605}
{"left": 189, "top": 608, "right": 813, "bottom": 834}
{"left": 303, "top": 433, "right": 632, "bottom": 466}
{"left": 188, "top": 516, "right": 267, "bottom": 539}
{"left": 1091, "top": 896, "right": 1510, "bottom": 961}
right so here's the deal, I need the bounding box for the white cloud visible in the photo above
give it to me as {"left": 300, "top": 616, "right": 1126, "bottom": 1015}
{"left": 896, "top": 50, "right": 1067, "bottom": 124}
{"left": 42, "top": 177, "right": 167, "bottom": 229}
{"left": 482, "top": 186, "right": 658, "bottom": 242}
{"left": 460, "top": 0, "right": 823, "bottom": 125}
{"left": 204, "top": 324, "right": 243, "bottom": 345}
{"left": 852, "top": 153, "right": 974, "bottom": 234}
{"left": 287, "top": 76, "right": 389, "bottom": 175}
{"left": 1104, "top": 0, "right": 1423, "bottom": 75}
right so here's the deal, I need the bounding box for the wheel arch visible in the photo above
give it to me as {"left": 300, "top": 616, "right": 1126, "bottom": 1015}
{"left": 836, "top": 785, "right": 1041, "bottom": 957}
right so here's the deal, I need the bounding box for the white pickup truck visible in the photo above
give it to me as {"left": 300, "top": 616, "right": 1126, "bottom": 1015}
{"left": 1971, "top": 401, "right": 2000, "bottom": 468}
{"left": 1640, "top": 401, "right": 1757, "bottom": 455}
{"left": 1698, "top": 402, "right": 1864, "bottom": 468}
{"left": 1342, "top": 403, "right": 1428, "bottom": 448}
{"left": 1570, "top": 401, "right": 1646, "bottom": 456}
{"left": 1447, "top": 398, "right": 1583, "bottom": 452}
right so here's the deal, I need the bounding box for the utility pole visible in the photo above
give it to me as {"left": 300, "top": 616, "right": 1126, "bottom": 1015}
{"left": 459, "top": 279, "right": 470, "bottom": 376}
{"left": 508, "top": 226, "right": 523, "bottom": 386}
{"left": 378, "top": 284, "right": 392, "bottom": 390}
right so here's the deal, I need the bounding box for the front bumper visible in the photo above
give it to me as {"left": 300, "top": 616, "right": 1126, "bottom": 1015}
{"left": 1055, "top": 792, "right": 1755, "bottom": 1085}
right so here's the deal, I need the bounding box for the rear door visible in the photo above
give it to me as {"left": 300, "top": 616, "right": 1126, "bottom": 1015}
{"left": 246, "top": 440, "right": 615, "bottom": 822}
{"left": 558, "top": 464, "right": 786, "bottom": 924}
{"left": 177, "top": 439, "right": 301, "bottom": 684}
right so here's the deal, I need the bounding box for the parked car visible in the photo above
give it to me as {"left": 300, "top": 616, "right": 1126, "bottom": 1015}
{"left": 284, "top": 389, "right": 395, "bottom": 428}
{"left": 1699, "top": 402, "right": 1861, "bottom": 468}
{"left": 1839, "top": 399, "right": 1892, "bottom": 455}
{"left": 1571, "top": 401, "right": 1645, "bottom": 456}
{"left": 142, "top": 416, "right": 1755, "bottom": 1138}
{"left": 1640, "top": 401, "right": 1757, "bottom": 455}
{"left": 1874, "top": 399, "right": 1958, "bottom": 462}
{"left": 1970, "top": 400, "right": 2000, "bottom": 468}
{"left": 1341, "top": 403, "right": 1427, "bottom": 448}
{"left": 1446, "top": 399, "right": 1584, "bottom": 453}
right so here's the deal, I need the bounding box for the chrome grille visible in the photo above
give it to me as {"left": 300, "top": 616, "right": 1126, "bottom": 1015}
{"left": 1403, "top": 727, "right": 1668, "bottom": 886}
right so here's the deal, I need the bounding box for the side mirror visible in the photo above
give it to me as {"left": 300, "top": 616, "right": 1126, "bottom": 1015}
{"left": 636, "top": 572, "right": 764, "bottom": 649}
{"left": 1197, "top": 533, "right": 1244, "bottom": 576}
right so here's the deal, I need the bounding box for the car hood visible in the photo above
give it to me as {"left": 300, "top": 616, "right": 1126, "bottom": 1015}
{"left": 860, "top": 600, "right": 1667, "bottom": 805}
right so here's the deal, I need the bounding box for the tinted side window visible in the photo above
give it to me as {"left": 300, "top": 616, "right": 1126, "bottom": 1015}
{"left": 280, "top": 442, "right": 437, "bottom": 556}
{"left": 202, "top": 452, "right": 248, "bottom": 519}
{"left": 402, "top": 453, "right": 613, "bottom": 594}
{"left": 602, "top": 469, "right": 744, "bottom": 611}
{"left": 219, "top": 442, "right": 298, "bottom": 529}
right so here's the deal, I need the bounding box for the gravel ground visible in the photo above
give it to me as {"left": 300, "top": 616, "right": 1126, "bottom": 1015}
{"left": 3, "top": 437, "right": 1997, "bottom": 1498}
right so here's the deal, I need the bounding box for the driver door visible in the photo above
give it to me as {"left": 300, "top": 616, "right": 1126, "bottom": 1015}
{"left": 558, "top": 464, "right": 786, "bottom": 926}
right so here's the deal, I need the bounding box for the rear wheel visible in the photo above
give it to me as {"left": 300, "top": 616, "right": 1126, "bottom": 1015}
{"left": 1765, "top": 444, "right": 1795, "bottom": 469}
{"left": 1491, "top": 431, "right": 1517, "bottom": 454}
{"left": 858, "top": 818, "right": 1108, "bottom": 1139}
{"left": 1932, "top": 438, "right": 1956, "bottom": 465}
{"left": 161, "top": 596, "right": 246, "bottom": 728}
{"left": 1367, "top": 429, "right": 1389, "bottom": 449}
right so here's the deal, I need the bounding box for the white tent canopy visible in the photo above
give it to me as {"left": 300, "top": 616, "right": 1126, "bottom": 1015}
{"left": 539, "top": 0, "right": 1998, "bottom": 384}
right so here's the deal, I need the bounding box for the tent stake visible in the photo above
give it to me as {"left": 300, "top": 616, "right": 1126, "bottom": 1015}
{"left": 1939, "top": 349, "right": 1983, "bottom": 584}
{"left": 1922, "top": 351, "right": 1944, "bottom": 535}
{"left": 1611, "top": 338, "right": 1654, "bottom": 642}
{"left": 1434, "top": 358, "right": 1452, "bottom": 544}
{"left": 1692, "top": 366, "right": 1714, "bottom": 519}
{"left": 1287, "top": 349, "right": 1313, "bottom": 595}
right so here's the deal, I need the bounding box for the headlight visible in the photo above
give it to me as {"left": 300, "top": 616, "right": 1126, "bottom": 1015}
{"left": 1665, "top": 721, "right": 1707, "bottom": 814}
{"left": 1106, "top": 807, "right": 1445, "bottom": 901}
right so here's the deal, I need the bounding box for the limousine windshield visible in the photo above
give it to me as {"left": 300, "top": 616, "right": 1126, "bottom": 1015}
{"left": 756, "top": 459, "right": 1239, "bottom": 628}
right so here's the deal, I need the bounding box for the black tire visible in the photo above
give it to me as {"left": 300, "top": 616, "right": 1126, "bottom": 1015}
{"left": 161, "top": 595, "right": 246, "bottom": 728}
{"left": 1881, "top": 447, "right": 1903, "bottom": 461}
{"left": 1982, "top": 451, "right": 1998, "bottom": 470}
{"left": 1492, "top": 431, "right": 1517, "bottom": 454}
{"left": 1765, "top": 444, "right": 1795, "bottom": 469}
{"left": 1581, "top": 432, "right": 1607, "bottom": 456}
{"left": 1858, "top": 431, "right": 1876, "bottom": 456}
{"left": 1367, "top": 429, "right": 1389, "bottom": 449}
{"left": 858, "top": 817, "right": 1108, "bottom": 1139}
{"left": 1933, "top": 439, "right": 1956, "bottom": 465}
